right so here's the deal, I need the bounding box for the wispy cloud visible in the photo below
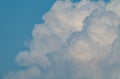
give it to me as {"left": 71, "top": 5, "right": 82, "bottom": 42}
{"left": 4, "top": 0, "right": 120, "bottom": 79}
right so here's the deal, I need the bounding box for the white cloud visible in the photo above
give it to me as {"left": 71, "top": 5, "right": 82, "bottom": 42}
{"left": 4, "top": 0, "right": 120, "bottom": 79}
{"left": 4, "top": 66, "right": 42, "bottom": 79}
{"left": 107, "top": 0, "right": 120, "bottom": 17}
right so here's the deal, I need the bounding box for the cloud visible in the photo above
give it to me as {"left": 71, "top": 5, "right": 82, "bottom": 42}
{"left": 4, "top": 0, "right": 120, "bottom": 79}
{"left": 4, "top": 66, "right": 42, "bottom": 79}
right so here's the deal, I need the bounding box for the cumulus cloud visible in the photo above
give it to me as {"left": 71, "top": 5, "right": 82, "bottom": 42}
{"left": 4, "top": 0, "right": 120, "bottom": 79}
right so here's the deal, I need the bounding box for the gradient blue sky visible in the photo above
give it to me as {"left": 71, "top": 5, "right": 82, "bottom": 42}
{"left": 0, "top": 0, "right": 110, "bottom": 79}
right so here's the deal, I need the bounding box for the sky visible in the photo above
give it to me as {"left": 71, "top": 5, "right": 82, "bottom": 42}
{"left": 0, "top": 0, "right": 55, "bottom": 78}
{"left": 1, "top": 0, "right": 120, "bottom": 79}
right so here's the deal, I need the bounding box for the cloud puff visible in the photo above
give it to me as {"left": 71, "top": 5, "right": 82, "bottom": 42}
{"left": 4, "top": 0, "right": 120, "bottom": 79}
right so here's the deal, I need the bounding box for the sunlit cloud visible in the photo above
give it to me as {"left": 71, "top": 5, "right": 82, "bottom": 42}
{"left": 4, "top": 0, "right": 120, "bottom": 79}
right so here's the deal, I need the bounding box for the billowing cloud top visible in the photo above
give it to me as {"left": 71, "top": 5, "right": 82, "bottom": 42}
{"left": 4, "top": 0, "right": 120, "bottom": 79}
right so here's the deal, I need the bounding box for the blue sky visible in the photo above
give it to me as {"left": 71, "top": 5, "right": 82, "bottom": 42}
{"left": 0, "top": 0, "right": 111, "bottom": 79}
{"left": 0, "top": 0, "right": 55, "bottom": 78}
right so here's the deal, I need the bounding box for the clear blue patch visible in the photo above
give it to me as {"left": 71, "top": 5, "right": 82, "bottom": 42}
{"left": 104, "top": 0, "right": 110, "bottom": 3}
{"left": 71, "top": 0, "right": 81, "bottom": 3}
